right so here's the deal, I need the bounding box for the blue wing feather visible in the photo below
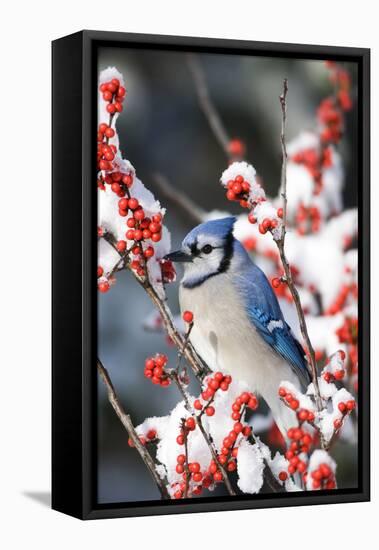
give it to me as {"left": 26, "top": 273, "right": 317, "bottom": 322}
{"left": 233, "top": 245, "right": 311, "bottom": 388}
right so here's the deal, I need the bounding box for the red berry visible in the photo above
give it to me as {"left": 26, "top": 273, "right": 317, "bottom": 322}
{"left": 277, "top": 208, "right": 283, "bottom": 218}
{"left": 97, "top": 266, "right": 104, "bottom": 278}
{"left": 118, "top": 198, "right": 128, "bottom": 211}
{"left": 242, "top": 426, "right": 252, "bottom": 437}
{"left": 227, "top": 461, "right": 237, "bottom": 472}
{"left": 111, "top": 182, "right": 121, "bottom": 194}
{"left": 144, "top": 246, "right": 155, "bottom": 259}
{"left": 338, "top": 402, "right": 347, "bottom": 413}
{"left": 106, "top": 103, "right": 116, "bottom": 114}
{"left": 183, "top": 311, "right": 194, "bottom": 323}
{"left": 122, "top": 174, "right": 133, "bottom": 187}
{"left": 147, "top": 429, "right": 156, "bottom": 440}
{"left": 151, "top": 232, "right": 162, "bottom": 243}
{"left": 272, "top": 277, "right": 281, "bottom": 289}
{"left": 278, "top": 471, "right": 288, "bottom": 482}
{"left": 155, "top": 355, "right": 167, "bottom": 367}
{"left": 116, "top": 240, "right": 127, "bottom": 252}
{"left": 290, "top": 399, "right": 300, "bottom": 410}
{"left": 128, "top": 198, "right": 139, "bottom": 210}
{"left": 233, "top": 422, "right": 243, "bottom": 434}
{"left": 205, "top": 406, "right": 215, "bottom": 417}
{"left": 176, "top": 464, "right": 184, "bottom": 474}
{"left": 176, "top": 435, "right": 184, "bottom": 445}
{"left": 228, "top": 139, "right": 245, "bottom": 157}
{"left": 104, "top": 127, "right": 115, "bottom": 138}
{"left": 194, "top": 399, "right": 202, "bottom": 410}
{"left": 185, "top": 417, "right": 196, "bottom": 430}
{"left": 248, "top": 212, "right": 257, "bottom": 224}
{"left": 98, "top": 280, "right": 110, "bottom": 293}
{"left": 134, "top": 208, "right": 145, "bottom": 221}
{"left": 262, "top": 218, "right": 271, "bottom": 230}
{"left": 213, "top": 471, "right": 223, "bottom": 482}
{"left": 232, "top": 182, "right": 242, "bottom": 195}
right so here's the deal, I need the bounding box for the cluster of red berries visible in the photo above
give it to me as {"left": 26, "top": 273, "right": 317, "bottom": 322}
{"left": 224, "top": 175, "right": 251, "bottom": 208}
{"left": 317, "top": 98, "right": 344, "bottom": 144}
{"left": 325, "top": 283, "right": 357, "bottom": 315}
{"left": 176, "top": 417, "right": 196, "bottom": 446}
{"left": 278, "top": 387, "right": 299, "bottom": 411}
{"left": 172, "top": 464, "right": 213, "bottom": 499}
{"left": 285, "top": 426, "right": 313, "bottom": 478}
{"left": 295, "top": 203, "right": 322, "bottom": 235}
{"left": 323, "top": 369, "right": 345, "bottom": 383}
{"left": 327, "top": 63, "right": 353, "bottom": 112}
{"left": 97, "top": 265, "right": 111, "bottom": 293}
{"left": 248, "top": 207, "right": 282, "bottom": 236}
{"left": 144, "top": 354, "right": 171, "bottom": 387}
{"left": 193, "top": 372, "right": 232, "bottom": 413}
{"left": 333, "top": 398, "right": 356, "bottom": 430}
{"left": 127, "top": 428, "right": 157, "bottom": 448}
{"left": 159, "top": 259, "right": 176, "bottom": 284}
{"left": 291, "top": 147, "right": 333, "bottom": 199}
{"left": 309, "top": 462, "right": 336, "bottom": 490}
{"left": 98, "top": 169, "right": 134, "bottom": 195}
{"left": 227, "top": 139, "right": 246, "bottom": 159}
{"left": 99, "top": 77, "right": 126, "bottom": 115}
{"left": 322, "top": 350, "right": 346, "bottom": 383}
{"left": 97, "top": 140, "right": 117, "bottom": 174}
{"left": 336, "top": 316, "right": 358, "bottom": 346}
{"left": 174, "top": 384, "right": 260, "bottom": 497}
{"left": 231, "top": 391, "right": 258, "bottom": 422}
{"left": 279, "top": 387, "right": 316, "bottom": 424}
{"left": 173, "top": 420, "right": 215, "bottom": 498}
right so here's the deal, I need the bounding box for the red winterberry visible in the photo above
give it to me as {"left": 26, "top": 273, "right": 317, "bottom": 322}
{"left": 182, "top": 311, "right": 194, "bottom": 323}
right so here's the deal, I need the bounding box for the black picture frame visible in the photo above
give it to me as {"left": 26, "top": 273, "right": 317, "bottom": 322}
{"left": 52, "top": 30, "right": 370, "bottom": 520}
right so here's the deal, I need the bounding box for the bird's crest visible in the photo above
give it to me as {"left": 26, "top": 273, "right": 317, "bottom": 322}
{"left": 183, "top": 216, "right": 236, "bottom": 249}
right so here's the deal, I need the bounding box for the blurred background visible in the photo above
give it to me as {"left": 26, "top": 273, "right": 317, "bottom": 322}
{"left": 97, "top": 46, "right": 358, "bottom": 504}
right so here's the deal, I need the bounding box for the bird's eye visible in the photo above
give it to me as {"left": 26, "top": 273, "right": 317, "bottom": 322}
{"left": 202, "top": 244, "right": 213, "bottom": 254}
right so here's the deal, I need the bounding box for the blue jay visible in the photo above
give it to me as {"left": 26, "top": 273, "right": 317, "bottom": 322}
{"left": 165, "top": 217, "right": 311, "bottom": 437}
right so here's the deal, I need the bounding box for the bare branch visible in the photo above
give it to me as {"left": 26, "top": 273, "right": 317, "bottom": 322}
{"left": 187, "top": 54, "right": 231, "bottom": 158}
{"left": 275, "top": 79, "right": 324, "bottom": 421}
{"left": 152, "top": 173, "right": 206, "bottom": 225}
{"left": 97, "top": 358, "right": 170, "bottom": 500}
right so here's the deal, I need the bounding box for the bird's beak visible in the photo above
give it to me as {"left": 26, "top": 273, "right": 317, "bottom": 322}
{"left": 164, "top": 250, "right": 192, "bottom": 263}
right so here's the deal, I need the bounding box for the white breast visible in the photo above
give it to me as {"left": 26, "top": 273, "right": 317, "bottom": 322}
{"left": 179, "top": 273, "right": 300, "bottom": 435}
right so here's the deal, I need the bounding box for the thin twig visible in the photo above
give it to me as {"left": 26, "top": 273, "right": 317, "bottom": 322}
{"left": 97, "top": 358, "right": 170, "bottom": 500}
{"left": 182, "top": 420, "right": 190, "bottom": 498}
{"left": 152, "top": 173, "right": 206, "bottom": 225}
{"left": 108, "top": 244, "right": 134, "bottom": 279}
{"left": 276, "top": 79, "right": 324, "bottom": 421}
{"left": 187, "top": 54, "right": 231, "bottom": 158}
